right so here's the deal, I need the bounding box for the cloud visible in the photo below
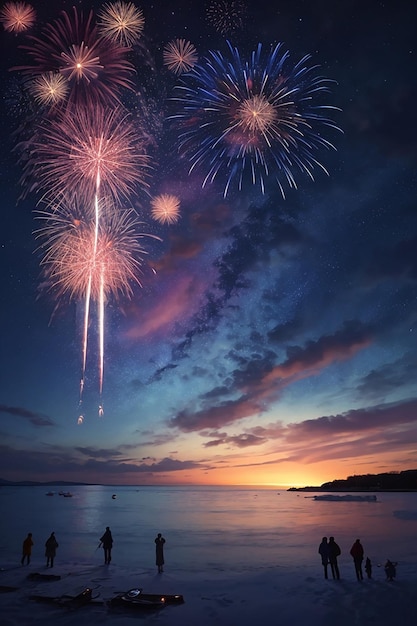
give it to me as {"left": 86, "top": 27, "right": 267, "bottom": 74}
{"left": 0, "top": 443, "right": 205, "bottom": 481}
{"left": 81, "top": 456, "right": 203, "bottom": 474}
{"left": 221, "top": 397, "right": 417, "bottom": 465}
{"left": 75, "top": 447, "right": 124, "bottom": 459}
{"left": 124, "top": 273, "right": 208, "bottom": 339}
{"left": 215, "top": 204, "right": 304, "bottom": 299}
{"left": 285, "top": 397, "right": 417, "bottom": 441}
{"left": 203, "top": 433, "right": 267, "bottom": 448}
{"left": 170, "top": 320, "right": 372, "bottom": 433}
{"left": 262, "top": 320, "right": 371, "bottom": 383}
{"left": 0, "top": 405, "right": 55, "bottom": 427}
{"left": 356, "top": 353, "right": 417, "bottom": 399}
{"left": 170, "top": 397, "right": 264, "bottom": 432}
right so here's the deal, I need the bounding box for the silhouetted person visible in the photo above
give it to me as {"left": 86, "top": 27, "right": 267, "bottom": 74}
{"left": 384, "top": 559, "right": 397, "bottom": 581}
{"left": 350, "top": 538, "right": 364, "bottom": 581}
{"left": 45, "top": 532, "right": 59, "bottom": 568}
{"left": 318, "top": 537, "right": 329, "bottom": 579}
{"left": 100, "top": 526, "right": 113, "bottom": 564}
{"left": 365, "top": 557, "right": 372, "bottom": 579}
{"left": 21, "top": 533, "right": 33, "bottom": 565}
{"left": 155, "top": 533, "right": 165, "bottom": 573}
{"left": 328, "top": 536, "right": 341, "bottom": 580}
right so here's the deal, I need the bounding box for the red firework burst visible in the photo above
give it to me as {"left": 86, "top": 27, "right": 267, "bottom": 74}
{"left": 21, "top": 104, "right": 151, "bottom": 205}
{"left": 14, "top": 6, "right": 134, "bottom": 106}
{"left": 35, "top": 199, "right": 157, "bottom": 301}
{"left": 0, "top": 2, "right": 35, "bottom": 33}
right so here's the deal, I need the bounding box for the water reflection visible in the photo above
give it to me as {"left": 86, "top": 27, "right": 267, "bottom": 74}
{"left": 1, "top": 487, "right": 416, "bottom": 571}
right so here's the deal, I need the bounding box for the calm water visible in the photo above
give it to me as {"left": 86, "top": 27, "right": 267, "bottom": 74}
{"left": 1, "top": 486, "right": 416, "bottom": 573}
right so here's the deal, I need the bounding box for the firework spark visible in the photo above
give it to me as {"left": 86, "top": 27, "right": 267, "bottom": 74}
{"left": 170, "top": 42, "right": 341, "bottom": 197}
{"left": 151, "top": 194, "right": 181, "bottom": 224}
{"left": 21, "top": 104, "right": 151, "bottom": 205}
{"left": 98, "top": 1, "right": 145, "bottom": 47}
{"left": 206, "top": 0, "right": 247, "bottom": 36}
{"left": 31, "top": 72, "right": 69, "bottom": 106}
{"left": 15, "top": 6, "right": 135, "bottom": 105}
{"left": 0, "top": 1, "right": 35, "bottom": 33}
{"left": 163, "top": 39, "right": 198, "bottom": 75}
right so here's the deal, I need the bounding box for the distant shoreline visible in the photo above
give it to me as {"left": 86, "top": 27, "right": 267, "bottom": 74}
{"left": 1, "top": 468, "right": 416, "bottom": 491}
{"left": 288, "top": 469, "right": 417, "bottom": 492}
{"left": 0, "top": 480, "right": 94, "bottom": 487}
{"left": 287, "top": 487, "right": 417, "bottom": 492}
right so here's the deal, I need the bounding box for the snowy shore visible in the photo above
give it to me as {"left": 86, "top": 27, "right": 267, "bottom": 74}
{"left": 1, "top": 557, "right": 416, "bottom": 625}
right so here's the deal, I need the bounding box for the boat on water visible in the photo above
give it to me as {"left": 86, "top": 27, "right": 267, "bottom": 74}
{"left": 60, "top": 491, "right": 73, "bottom": 497}
{"left": 45, "top": 491, "right": 54, "bottom": 496}
{"left": 313, "top": 494, "right": 377, "bottom": 502}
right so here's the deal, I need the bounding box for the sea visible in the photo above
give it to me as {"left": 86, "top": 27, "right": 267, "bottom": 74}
{"left": 1, "top": 485, "right": 416, "bottom": 574}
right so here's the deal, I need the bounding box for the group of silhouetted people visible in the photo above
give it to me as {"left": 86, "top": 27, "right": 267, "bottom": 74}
{"left": 318, "top": 536, "right": 397, "bottom": 582}
{"left": 97, "top": 527, "right": 166, "bottom": 573}
{"left": 22, "top": 528, "right": 166, "bottom": 573}
{"left": 318, "top": 536, "right": 342, "bottom": 579}
{"left": 21, "top": 532, "right": 59, "bottom": 567}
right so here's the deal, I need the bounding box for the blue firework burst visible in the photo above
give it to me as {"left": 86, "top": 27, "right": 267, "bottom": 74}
{"left": 170, "top": 42, "right": 342, "bottom": 197}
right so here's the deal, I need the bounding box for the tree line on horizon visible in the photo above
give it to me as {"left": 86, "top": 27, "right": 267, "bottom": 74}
{"left": 289, "top": 469, "right": 417, "bottom": 491}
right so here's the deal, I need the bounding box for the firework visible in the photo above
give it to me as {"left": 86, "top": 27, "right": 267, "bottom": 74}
{"left": 60, "top": 41, "right": 103, "bottom": 84}
{"left": 98, "top": 1, "right": 145, "bottom": 47}
{"left": 21, "top": 104, "right": 151, "bottom": 205}
{"left": 36, "top": 201, "right": 155, "bottom": 301}
{"left": 151, "top": 193, "right": 181, "bottom": 224}
{"left": 206, "top": 0, "right": 246, "bottom": 36}
{"left": 15, "top": 6, "right": 135, "bottom": 106}
{"left": 170, "top": 42, "right": 341, "bottom": 197}
{"left": 36, "top": 197, "right": 160, "bottom": 398}
{"left": 163, "top": 39, "right": 198, "bottom": 75}
{"left": 31, "top": 72, "right": 69, "bottom": 106}
{"left": 0, "top": 1, "right": 35, "bottom": 33}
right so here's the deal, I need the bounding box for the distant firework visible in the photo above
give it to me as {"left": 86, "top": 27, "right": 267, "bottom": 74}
{"left": 151, "top": 194, "right": 181, "bottom": 224}
{"left": 15, "top": 6, "right": 135, "bottom": 106}
{"left": 31, "top": 72, "right": 69, "bottom": 106}
{"left": 163, "top": 39, "right": 198, "bottom": 75}
{"left": 170, "top": 42, "right": 341, "bottom": 197}
{"left": 206, "top": 0, "right": 247, "bottom": 36}
{"left": 21, "top": 104, "right": 151, "bottom": 205}
{"left": 0, "top": 1, "right": 35, "bottom": 33}
{"left": 98, "top": 1, "right": 145, "bottom": 47}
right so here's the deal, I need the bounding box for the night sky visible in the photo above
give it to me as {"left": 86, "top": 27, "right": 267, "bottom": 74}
{"left": 1, "top": 0, "right": 416, "bottom": 487}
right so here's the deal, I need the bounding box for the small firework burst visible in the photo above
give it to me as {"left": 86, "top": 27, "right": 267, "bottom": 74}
{"left": 31, "top": 72, "right": 69, "bottom": 106}
{"left": 151, "top": 194, "right": 181, "bottom": 224}
{"left": 206, "top": 0, "right": 247, "bottom": 36}
{"left": 237, "top": 95, "right": 277, "bottom": 135}
{"left": 163, "top": 39, "right": 198, "bottom": 75}
{"left": 60, "top": 41, "right": 103, "bottom": 83}
{"left": 0, "top": 1, "right": 35, "bottom": 33}
{"left": 98, "top": 1, "right": 145, "bottom": 47}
